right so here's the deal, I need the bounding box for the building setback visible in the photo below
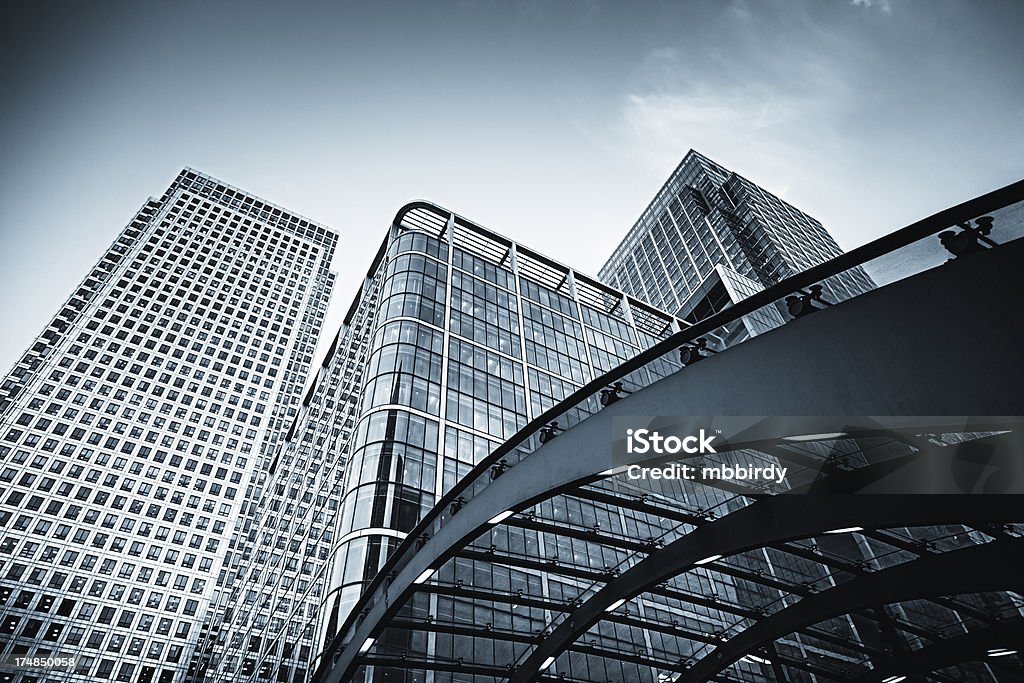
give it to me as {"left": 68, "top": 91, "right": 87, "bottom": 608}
{"left": 0, "top": 169, "right": 337, "bottom": 683}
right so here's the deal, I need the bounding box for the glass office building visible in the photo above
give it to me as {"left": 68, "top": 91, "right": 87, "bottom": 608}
{"left": 204, "top": 153, "right": 928, "bottom": 683}
{"left": 308, "top": 188, "right": 1024, "bottom": 683}
{"left": 4, "top": 156, "right": 1019, "bottom": 683}
{"left": 204, "top": 152, "right": 884, "bottom": 682}
{"left": 599, "top": 150, "right": 875, "bottom": 337}
{"left": 213, "top": 202, "right": 683, "bottom": 683}
{"left": 0, "top": 170, "right": 337, "bottom": 683}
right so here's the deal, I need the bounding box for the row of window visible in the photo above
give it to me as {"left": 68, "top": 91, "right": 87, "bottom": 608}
{"left": 0, "top": 186, "right": 337, "bottom": 681}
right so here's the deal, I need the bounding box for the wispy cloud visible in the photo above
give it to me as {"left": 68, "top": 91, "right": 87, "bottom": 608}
{"left": 851, "top": 0, "right": 893, "bottom": 15}
{"left": 624, "top": 90, "right": 802, "bottom": 135}
{"left": 621, "top": 89, "right": 807, "bottom": 197}
{"left": 616, "top": 35, "right": 854, "bottom": 199}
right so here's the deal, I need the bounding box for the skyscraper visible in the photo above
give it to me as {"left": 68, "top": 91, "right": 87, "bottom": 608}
{"left": 599, "top": 150, "right": 875, "bottom": 341}
{"left": 208, "top": 151, "right": 887, "bottom": 682}
{"left": 2, "top": 152, "right": 984, "bottom": 683}
{"left": 210, "top": 202, "right": 684, "bottom": 682}
{"left": 0, "top": 169, "right": 337, "bottom": 683}
{"left": 305, "top": 186, "right": 1024, "bottom": 683}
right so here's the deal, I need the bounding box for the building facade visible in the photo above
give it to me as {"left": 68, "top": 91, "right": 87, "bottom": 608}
{"left": 4, "top": 154, "right": 1011, "bottom": 683}
{"left": 310, "top": 187, "right": 1024, "bottom": 683}
{"left": 200, "top": 272, "right": 380, "bottom": 683}
{"left": 212, "top": 202, "right": 684, "bottom": 683}
{"left": 201, "top": 152, "right": 888, "bottom": 682}
{"left": 0, "top": 169, "right": 337, "bottom": 683}
{"left": 599, "top": 150, "right": 875, "bottom": 340}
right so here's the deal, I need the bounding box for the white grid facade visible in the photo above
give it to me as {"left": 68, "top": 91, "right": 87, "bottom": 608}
{"left": 0, "top": 169, "right": 337, "bottom": 683}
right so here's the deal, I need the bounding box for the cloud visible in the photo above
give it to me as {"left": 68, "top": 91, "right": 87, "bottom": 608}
{"left": 624, "top": 90, "right": 801, "bottom": 134}
{"left": 620, "top": 88, "right": 817, "bottom": 197}
{"left": 615, "top": 15, "right": 878, "bottom": 179}
{"left": 851, "top": 0, "right": 893, "bottom": 14}
{"left": 617, "top": 44, "right": 855, "bottom": 200}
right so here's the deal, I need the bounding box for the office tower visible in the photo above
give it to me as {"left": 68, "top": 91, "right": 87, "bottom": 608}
{"left": 0, "top": 169, "right": 337, "bottom": 683}
{"left": 599, "top": 150, "right": 875, "bottom": 341}
{"left": 201, "top": 291, "right": 378, "bottom": 683}
{"left": 210, "top": 202, "right": 684, "bottom": 682}
{"left": 309, "top": 194, "right": 1024, "bottom": 683}
{"left": 214, "top": 151, "right": 880, "bottom": 681}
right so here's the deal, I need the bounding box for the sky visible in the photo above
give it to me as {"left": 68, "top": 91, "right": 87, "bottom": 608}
{"left": 2, "top": 0, "right": 1022, "bottom": 372}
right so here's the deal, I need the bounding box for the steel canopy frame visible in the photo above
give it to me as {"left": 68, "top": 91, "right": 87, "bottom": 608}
{"left": 321, "top": 419, "right": 1022, "bottom": 683}
{"left": 510, "top": 497, "right": 1024, "bottom": 682}
{"left": 313, "top": 179, "right": 1024, "bottom": 683}
{"left": 675, "top": 539, "right": 1024, "bottom": 683}
{"left": 848, "top": 620, "right": 1024, "bottom": 683}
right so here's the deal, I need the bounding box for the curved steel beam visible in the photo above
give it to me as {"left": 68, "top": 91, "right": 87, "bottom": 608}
{"left": 849, "top": 618, "right": 1024, "bottom": 683}
{"left": 510, "top": 497, "right": 1024, "bottom": 682}
{"left": 316, "top": 201, "right": 1024, "bottom": 682}
{"left": 314, "top": 416, "right": 1014, "bottom": 683}
{"left": 676, "top": 539, "right": 1024, "bottom": 683}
